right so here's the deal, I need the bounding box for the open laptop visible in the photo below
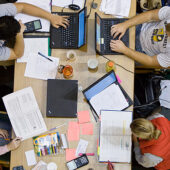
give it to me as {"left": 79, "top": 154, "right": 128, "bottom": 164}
{"left": 95, "top": 13, "right": 129, "bottom": 55}
{"left": 50, "top": 8, "right": 86, "bottom": 49}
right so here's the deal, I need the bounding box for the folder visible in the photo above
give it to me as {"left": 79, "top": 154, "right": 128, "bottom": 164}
{"left": 46, "top": 79, "right": 78, "bottom": 118}
{"left": 83, "top": 71, "right": 132, "bottom": 117}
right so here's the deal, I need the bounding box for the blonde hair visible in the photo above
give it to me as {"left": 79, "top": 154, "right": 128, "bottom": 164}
{"left": 130, "top": 118, "right": 161, "bottom": 140}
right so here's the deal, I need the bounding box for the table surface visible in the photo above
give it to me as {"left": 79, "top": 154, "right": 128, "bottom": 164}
{"left": 10, "top": 0, "right": 136, "bottom": 169}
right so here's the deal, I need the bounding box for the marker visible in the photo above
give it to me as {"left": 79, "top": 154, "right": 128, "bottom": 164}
{"left": 79, "top": 153, "right": 95, "bottom": 156}
{"left": 49, "top": 123, "right": 66, "bottom": 131}
{"left": 38, "top": 52, "right": 53, "bottom": 62}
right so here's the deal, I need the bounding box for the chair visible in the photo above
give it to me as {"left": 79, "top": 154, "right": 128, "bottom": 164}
{"left": 0, "top": 112, "right": 10, "bottom": 168}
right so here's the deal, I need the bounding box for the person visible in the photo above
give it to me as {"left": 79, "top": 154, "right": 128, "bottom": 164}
{"left": 0, "top": 2, "right": 69, "bottom": 61}
{"left": 110, "top": 6, "right": 170, "bottom": 68}
{"left": 130, "top": 113, "right": 170, "bottom": 169}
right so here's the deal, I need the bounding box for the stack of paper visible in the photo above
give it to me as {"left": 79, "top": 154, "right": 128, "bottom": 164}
{"left": 24, "top": 53, "right": 59, "bottom": 80}
{"left": 100, "top": 0, "right": 131, "bottom": 17}
{"left": 15, "top": 0, "right": 51, "bottom": 32}
{"left": 3, "top": 87, "right": 47, "bottom": 140}
{"left": 17, "top": 38, "right": 49, "bottom": 63}
{"left": 52, "top": 0, "right": 85, "bottom": 9}
{"left": 99, "top": 110, "right": 132, "bottom": 163}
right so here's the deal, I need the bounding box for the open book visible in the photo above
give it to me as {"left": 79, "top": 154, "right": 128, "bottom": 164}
{"left": 99, "top": 110, "right": 132, "bottom": 163}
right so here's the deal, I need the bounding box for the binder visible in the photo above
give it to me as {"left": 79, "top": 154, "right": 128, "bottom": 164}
{"left": 46, "top": 79, "right": 78, "bottom": 118}
{"left": 83, "top": 71, "right": 133, "bottom": 117}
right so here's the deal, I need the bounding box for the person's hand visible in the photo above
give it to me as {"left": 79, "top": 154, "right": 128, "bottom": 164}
{"left": 110, "top": 40, "right": 127, "bottom": 53}
{"left": 18, "top": 20, "right": 26, "bottom": 34}
{"left": 132, "top": 134, "right": 138, "bottom": 143}
{"left": 0, "top": 129, "right": 9, "bottom": 139}
{"left": 111, "top": 23, "right": 127, "bottom": 39}
{"left": 7, "top": 137, "right": 22, "bottom": 151}
{"left": 50, "top": 14, "right": 69, "bottom": 29}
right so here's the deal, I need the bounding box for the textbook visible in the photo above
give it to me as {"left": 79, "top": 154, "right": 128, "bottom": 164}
{"left": 99, "top": 110, "right": 132, "bottom": 163}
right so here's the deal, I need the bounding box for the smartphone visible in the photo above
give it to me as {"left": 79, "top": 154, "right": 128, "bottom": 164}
{"left": 13, "top": 165, "right": 24, "bottom": 170}
{"left": 66, "top": 154, "right": 89, "bottom": 170}
{"left": 24, "top": 19, "right": 42, "bottom": 33}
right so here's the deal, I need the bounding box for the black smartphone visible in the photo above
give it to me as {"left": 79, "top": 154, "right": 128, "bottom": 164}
{"left": 24, "top": 19, "right": 42, "bottom": 33}
{"left": 66, "top": 154, "right": 89, "bottom": 170}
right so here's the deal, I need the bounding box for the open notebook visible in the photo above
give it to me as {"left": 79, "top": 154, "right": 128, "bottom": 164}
{"left": 99, "top": 110, "right": 132, "bottom": 163}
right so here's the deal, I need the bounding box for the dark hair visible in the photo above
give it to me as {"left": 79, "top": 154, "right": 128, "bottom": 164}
{"left": 0, "top": 16, "right": 20, "bottom": 41}
{"left": 0, "top": 0, "right": 17, "bottom": 4}
{"left": 166, "top": 23, "right": 170, "bottom": 32}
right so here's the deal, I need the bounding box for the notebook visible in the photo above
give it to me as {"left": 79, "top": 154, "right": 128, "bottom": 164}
{"left": 46, "top": 79, "right": 78, "bottom": 118}
{"left": 83, "top": 71, "right": 132, "bottom": 117}
{"left": 99, "top": 110, "right": 132, "bottom": 163}
{"left": 95, "top": 12, "right": 129, "bottom": 55}
{"left": 50, "top": 8, "right": 86, "bottom": 49}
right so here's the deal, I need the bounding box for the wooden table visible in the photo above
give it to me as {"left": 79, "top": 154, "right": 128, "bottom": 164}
{"left": 10, "top": 0, "right": 136, "bottom": 169}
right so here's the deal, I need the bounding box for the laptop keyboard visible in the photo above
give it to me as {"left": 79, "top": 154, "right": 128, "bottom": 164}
{"left": 50, "top": 13, "right": 78, "bottom": 48}
{"left": 102, "top": 19, "right": 129, "bottom": 54}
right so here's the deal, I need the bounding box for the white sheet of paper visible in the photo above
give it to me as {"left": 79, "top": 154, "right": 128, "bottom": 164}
{"left": 15, "top": 0, "right": 51, "bottom": 32}
{"left": 24, "top": 54, "right": 59, "bottom": 80}
{"left": 99, "top": 110, "right": 132, "bottom": 163}
{"left": 2, "top": 87, "right": 47, "bottom": 140}
{"left": 52, "top": 0, "right": 85, "bottom": 9}
{"left": 90, "top": 84, "right": 129, "bottom": 116}
{"left": 76, "top": 139, "right": 88, "bottom": 156}
{"left": 25, "top": 150, "right": 37, "bottom": 166}
{"left": 17, "top": 38, "right": 49, "bottom": 63}
{"left": 100, "top": 0, "right": 131, "bottom": 17}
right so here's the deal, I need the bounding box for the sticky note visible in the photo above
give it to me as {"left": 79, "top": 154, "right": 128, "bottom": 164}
{"left": 77, "top": 110, "right": 90, "bottom": 124}
{"left": 25, "top": 150, "right": 37, "bottom": 166}
{"left": 66, "top": 149, "right": 76, "bottom": 161}
{"left": 67, "top": 122, "right": 80, "bottom": 141}
{"left": 81, "top": 123, "right": 93, "bottom": 135}
{"left": 116, "top": 74, "right": 122, "bottom": 84}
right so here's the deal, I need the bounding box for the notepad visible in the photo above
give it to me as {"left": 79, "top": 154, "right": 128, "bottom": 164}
{"left": 99, "top": 110, "right": 132, "bottom": 163}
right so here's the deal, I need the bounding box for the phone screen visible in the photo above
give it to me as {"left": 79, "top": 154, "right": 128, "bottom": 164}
{"left": 34, "top": 20, "right": 41, "bottom": 29}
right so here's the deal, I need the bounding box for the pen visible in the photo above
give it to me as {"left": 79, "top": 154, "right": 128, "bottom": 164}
{"left": 38, "top": 52, "right": 53, "bottom": 62}
{"left": 49, "top": 123, "right": 66, "bottom": 131}
{"left": 90, "top": 107, "right": 98, "bottom": 122}
{"left": 79, "top": 153, "right": 95, "bottom": 156}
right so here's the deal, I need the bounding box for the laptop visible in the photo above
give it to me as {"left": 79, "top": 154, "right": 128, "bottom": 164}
{"left": 95, "top": 13, "right": 129, "bottom": 55}
{"left": 50, "top": 8, "right": 87, "bottom": 49}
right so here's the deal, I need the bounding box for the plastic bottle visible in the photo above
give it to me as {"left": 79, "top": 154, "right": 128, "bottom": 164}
{"left": 105, "top": 60, "right": 116, "bottom": 72}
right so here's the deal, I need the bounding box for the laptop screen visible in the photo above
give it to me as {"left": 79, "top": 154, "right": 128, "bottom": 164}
{"left": 78, "top": 9, "right": 85, "bottom": 47}
{"left": 96, "top": 14, "right": 101, "bottom": 52}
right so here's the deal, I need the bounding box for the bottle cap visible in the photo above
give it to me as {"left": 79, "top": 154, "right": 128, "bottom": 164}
{"left": 108, "top": 61, "right": 114, "bottom": 67}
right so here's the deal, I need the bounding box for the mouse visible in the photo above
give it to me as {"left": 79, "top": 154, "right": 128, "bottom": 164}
{"left": 68, "top": 4, "right": 80, "bottom": 11}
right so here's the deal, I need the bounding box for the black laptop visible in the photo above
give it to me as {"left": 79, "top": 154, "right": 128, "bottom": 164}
{"left": 50, "top": 8, "right": 87, "bottom": 49}
{"left": 95, "top": 13, "right": 129, "bottom": 55}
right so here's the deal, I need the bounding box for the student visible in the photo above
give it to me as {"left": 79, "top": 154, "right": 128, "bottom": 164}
{"left": 110, "top": 6, "right": 170, "bottom": 68}
{"left": 0, "top": 3, "right": 69, "bottom": 61}
{"left": 130, "top": 113, "right": 170, "bottom": 169}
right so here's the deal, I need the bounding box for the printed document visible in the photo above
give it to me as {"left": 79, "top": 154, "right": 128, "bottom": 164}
{"left": 15, "top": 0, "right": 51, "bottom": 32}
{"left": 52, "top": 0, "right": 85, "bottom": 9}
{"left": 17, "top": 38, "right": 49, "bottom": 63}
{"left": 100, "top": 0, "right": 131, "bottom": 17}
{"left": 99, "top": 110, "right": 132, "bottom": 162}
{"left": 24, "top": 54, "right": 59, "bottom": 80}
{"left": 89, "top": 83, "right": 129, "bottom": 116}
{"left": 3, "top": 87, "right": 47, "bottom": 140}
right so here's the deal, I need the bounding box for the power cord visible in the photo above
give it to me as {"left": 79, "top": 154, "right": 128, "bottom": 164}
{"left": 86, "top": 0, "right": 95, "bottom": 18}
{"left": 101, "top": 55, "right": 134, "bottom": 74}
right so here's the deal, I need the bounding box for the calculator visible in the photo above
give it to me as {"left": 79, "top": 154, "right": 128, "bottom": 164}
{"left": 66, "top": 154, "right": 89, "bottom": 170}
{"left": 24, "top": 19, "right": 42, "bottom": 33}
{"left": 13, "top": 165, "right": 25, "bottom": 170}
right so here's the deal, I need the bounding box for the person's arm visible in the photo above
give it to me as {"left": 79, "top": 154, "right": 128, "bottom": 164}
{"left": 134, "top": 142, "right": 163, "bottom": 168}
{"left": 111, "top": 9, "right": 160, "bottom": 39}
{"left": 8, "top": 21, "right": 25, "bottom": 60}
{"left": 110, "top": 40, "right": 160, "bottom": 67}
{"left": 0, "top": 145, "right": 9, "bottom": 156}
{"left": 14, "top": 3, "right": 69, "bottom": 28}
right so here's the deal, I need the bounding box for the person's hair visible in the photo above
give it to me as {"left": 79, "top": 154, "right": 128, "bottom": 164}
{"left": 130, "top": 118, "right": 161, "bottom": 140}
{"left": 0, "top": 16, "right": 20, "bottom": 41}
{"left": 166, "top": 23, "right": 170, "bottom": 33}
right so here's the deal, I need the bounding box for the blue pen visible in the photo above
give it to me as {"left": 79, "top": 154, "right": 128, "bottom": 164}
{"left": 38, "top": 52, "right": 53, "bottom": 62}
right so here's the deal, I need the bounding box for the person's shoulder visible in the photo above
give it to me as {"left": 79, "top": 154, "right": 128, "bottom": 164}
{"left": 147, "top": 113, "right": 164, "bottom": 120}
